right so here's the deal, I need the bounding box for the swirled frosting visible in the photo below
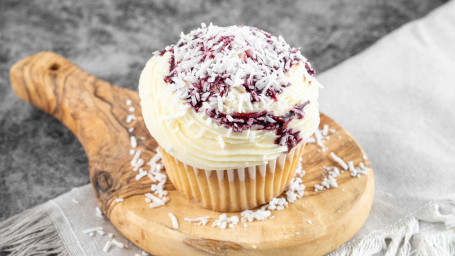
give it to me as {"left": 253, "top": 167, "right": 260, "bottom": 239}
{"left": 139, "top": 24, "right": 320, "bottom": 170}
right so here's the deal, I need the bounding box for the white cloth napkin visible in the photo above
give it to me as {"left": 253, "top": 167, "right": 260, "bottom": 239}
{"left": 319, "top": 0, "right": 455, "bottom": 236}
{"left": 1, "top": 1, "right": 455, "bottom": 255}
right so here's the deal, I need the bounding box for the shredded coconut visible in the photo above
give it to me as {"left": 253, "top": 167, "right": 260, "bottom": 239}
{"left": 184, "top": 216, "right": 210, "bottom": 226}
{"left": 307, "top": 125, "right": 332, "bottom": 151}
{"left": 348, "top": 161, "right": 355, "bottom": 173}
{"left": 314, "top": 166, "right": 340, "bottom": 192}
{"left": 263, "top": 197, "right": 288, "bottom": 211}
{"left": 285, "top": 161, "right": 306, "bottom": 202}
{"left": 161, "top": 24, "right": 313, "bottom": 116}
{"left": 126, "top": 114, "right": 136, "bottom": 123}
{"left": 82, "top": 227, "right": 103, "bottom": 234}
{"left": 130, "top": 136, "right": 137, "bottom": 148}
{"left": 168, "top": 213, "right": 179, "bottom": 229}
{"left": 111, "top": 238, "right": 125, "bottom": 249}
{"left": 322, "top": 124, "right": 329, "bottom": 136}
{"left": 212, "top": 214, "right": 240, "bottom": 229}
{"left": 240, "top": 209, "right": 272, "bottom": 223}
{"left": 329, "top": 152, "right": 348, "bottom": 170}
{"left": 103, "top": 241, "right": 113, "bottom": 253}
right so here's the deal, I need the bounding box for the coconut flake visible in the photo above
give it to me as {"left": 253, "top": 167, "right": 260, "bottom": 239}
{"left": 82, "top": 227, "right": 103, "bottom": 234}
{"left": 130, "top": 136, "right": 137, "bottom": 148}
{"left": 111, "top": 238, "right": 125, "bottom": 249}
{"left": 126, "top": 114, "right": 136, "bottom": 123}
{"left": 322, "top": 124, "right": 329, "bottom": 136}
{"left": 168, "top": 213, "right": 179, "bottom": 229}
{"left": 218, "top": 136, "right": 225, "bottom": 149}
{"left": 184, "top": 216, "right": 210, "bottom": 226}
{"left": 329, "top": 152, "right": 348, "bottom": 170}
{"left": 95, "top": 207, "right": 103, "bottom": 218}
{"left": 103, "top": 241, "right": 113, "bottom": 253}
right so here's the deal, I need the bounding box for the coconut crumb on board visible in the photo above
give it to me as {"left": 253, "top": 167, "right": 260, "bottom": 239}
{"left": 264, "top": 197, "right": 288, "bottom": 211}
{"left": 212, "top": 214, "right": 240, "bottom": 229}
{"left": 184, "top": 216, "right": 210, "bottom": 226}
{"left": 168, "top": 213, "right": 179, "bottom": 229}
{"left": 125, "top": 117, "right": 169, "bottom": 208}
{"left": 286, "top": 161, "right": 306, "bottom": 202}
{"left": 329, "top": 152, "right": 348, "bottom": 170}
{"left": 329, "top": 152, "right": 370, "bottom": 177}
{"left": 130, "top": 136, "right": 137, "bottom": 148}
{"left": 314, "top": 129, "right": 327, "bottom": 152}
{"left": 314, "top": 166, "right": 340, "bottom": 192}
{"left": 307, "top": 124, "right": 333, "bottom": 151}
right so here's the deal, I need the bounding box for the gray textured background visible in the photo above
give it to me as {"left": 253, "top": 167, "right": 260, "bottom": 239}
{"left": 0, "top": 0, "right": 447, "bottom": 220}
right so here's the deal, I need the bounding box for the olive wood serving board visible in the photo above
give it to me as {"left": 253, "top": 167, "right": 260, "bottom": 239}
{"left": 10, "top": 52, "right": 374, "bottom": 256}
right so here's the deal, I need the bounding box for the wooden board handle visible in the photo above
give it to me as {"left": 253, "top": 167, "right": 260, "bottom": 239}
{"left": 10, "top": 52, "right": 150, "bottom": 215}
{"left": 10, "top": 52, "right": 136, "bottom": 155}
{"left": 11, "top": 52, "right": 81, "bottom": 130}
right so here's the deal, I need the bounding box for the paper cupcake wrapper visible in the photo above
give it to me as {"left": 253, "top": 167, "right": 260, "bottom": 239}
{"left": 160, "top": 142, "right": 306, "bottom": 212}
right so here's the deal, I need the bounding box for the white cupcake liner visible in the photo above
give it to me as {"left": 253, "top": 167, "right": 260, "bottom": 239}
{"left": 161, "top": 142, "right": 306, "bottom": 212}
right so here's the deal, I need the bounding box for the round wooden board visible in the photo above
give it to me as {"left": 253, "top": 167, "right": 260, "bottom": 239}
{"left": 10, "top": 52, "right": 374, "bottom": 256}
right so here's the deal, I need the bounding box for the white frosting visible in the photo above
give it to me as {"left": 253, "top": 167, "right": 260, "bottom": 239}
{"left": 139, "top": 53, "right": 320, "bottom": 170}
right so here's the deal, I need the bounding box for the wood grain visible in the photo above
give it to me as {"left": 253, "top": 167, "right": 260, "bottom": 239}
{"left": 10, "top": 52, "right": 374, "bottom": 256}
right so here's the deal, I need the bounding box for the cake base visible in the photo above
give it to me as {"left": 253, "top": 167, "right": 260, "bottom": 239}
{"left": 10, "top": 52, "right": 374, "bottom": 256}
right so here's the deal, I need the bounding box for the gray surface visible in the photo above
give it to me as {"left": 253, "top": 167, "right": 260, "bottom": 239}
{"left": 0, "top": 0, "right": 446, "bottom": 220}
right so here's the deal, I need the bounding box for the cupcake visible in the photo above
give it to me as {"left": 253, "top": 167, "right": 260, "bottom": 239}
{"left": 139, "top": 24, "right": 320, "bottom": 212}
